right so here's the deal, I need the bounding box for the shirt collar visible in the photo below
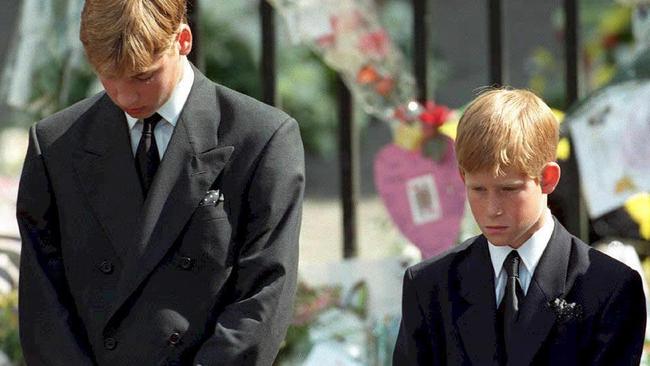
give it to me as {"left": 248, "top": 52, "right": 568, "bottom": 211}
{"left": 125, "top": 57, "right": 194, "bottom": 129}
{"left": 487, "top": 209, "right": 554, "bottom": 279}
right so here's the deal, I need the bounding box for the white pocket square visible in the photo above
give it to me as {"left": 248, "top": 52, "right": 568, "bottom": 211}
{"left": 199, "top": 190, "right": 224, "bottom": 206}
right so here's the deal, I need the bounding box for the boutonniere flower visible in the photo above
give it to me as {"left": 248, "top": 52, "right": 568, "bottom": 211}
{"left": 548, "top": 298, "right": 583, "bottom": 322}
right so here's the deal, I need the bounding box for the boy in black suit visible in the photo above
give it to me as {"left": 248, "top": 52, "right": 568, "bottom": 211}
{"left": 16, "top": 0, "right": 304, "bottom": 365}
{"left": 393, "top": 89, "right": 646, "bottom": 365}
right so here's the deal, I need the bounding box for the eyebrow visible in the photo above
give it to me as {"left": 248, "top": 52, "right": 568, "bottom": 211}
{"left": 466, "top": 180, "right": 524, "bottom": 188}
{"left": 497, "top": 181, "right": 525, "bottom": 187}
{"left": 465, "top": 183, "right": 486, "bottom": 190}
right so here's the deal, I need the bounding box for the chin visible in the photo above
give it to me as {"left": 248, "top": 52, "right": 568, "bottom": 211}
{"left": 488, "top": 240, "right": 510, "bottom": 247}
{"left": 126, "top": 113, "right": 143, "bottom": 119}
{"left": 483, "top": 233, "right": 513, "bottom": 247}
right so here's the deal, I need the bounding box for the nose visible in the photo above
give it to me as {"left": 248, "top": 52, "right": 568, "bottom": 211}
{"left": 487, "top": 194, "right": 503, "bottom": 217}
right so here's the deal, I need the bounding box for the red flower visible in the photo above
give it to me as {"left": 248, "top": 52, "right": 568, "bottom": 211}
{"left": 316, "top": 15, "right": 339, "bottom": 48}
{"left": 393, "top": 105, "right": 411, "bottom": 122}
{"left": 317, "top": 33, "right": 336, "bottom": 48}
{"left": 601, "top": 34, "right": 619, "bottom": 50}
{"left": 359, "top": 30, "right": 390, "bottom": 58}
{"left": 419, "top": 101, "right": 451, "bottom": 128}
{"left": 330, "top": 15, "right": 340, "bottom": 31}
{"left": 374, "top": 77, "right": 395, "bottom": 96}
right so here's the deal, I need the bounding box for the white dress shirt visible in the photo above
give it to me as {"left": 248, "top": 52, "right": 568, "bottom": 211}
{"left": 488, "top": 209, "right": 555, "bottom": 307}
{"left": 125, "top": 57, "right": 194, "bottom": 157}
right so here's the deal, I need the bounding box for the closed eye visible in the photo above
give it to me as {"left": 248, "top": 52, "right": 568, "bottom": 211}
{"left": 135, "top": 74, "right": 154, "bottom": 82}
{"left": 133, "top": 71, "right": 155, "bottom": 82}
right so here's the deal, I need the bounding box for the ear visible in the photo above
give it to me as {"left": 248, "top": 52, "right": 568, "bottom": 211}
{"left": 177, "top": 24, "right": 193, "bottom": 56}
{"left": 540, "top": 162, "right": 561, "bottom": 194}
{"left": 458, "top": 168, "right": 466, "bottom": 183}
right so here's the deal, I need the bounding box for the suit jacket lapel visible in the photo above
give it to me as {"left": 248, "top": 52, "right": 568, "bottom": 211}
{"left": 72, "top": 94, "right": 144, "bottom": 261}
{"left": 456, "top": 237, "right": 501, "bottom": 365}
{"left": 508, "top": 218, "right": 573, "bottom": 366}
{"left": 106, "top": 69, "right": 234, "bottom": 327}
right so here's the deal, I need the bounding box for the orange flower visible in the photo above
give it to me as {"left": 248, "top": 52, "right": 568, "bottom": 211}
{"left": 357, "top": 65, "right": 380, "bottom": 84}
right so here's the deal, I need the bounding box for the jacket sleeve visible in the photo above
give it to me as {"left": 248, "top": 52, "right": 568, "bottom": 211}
{"left": 193, "top": 118, "right": 305, "bottom": 366}
{"left": 589, "top": 268, "right": 647, "bottom": 366}
{"left": 393, "top": 267, "right": 440, "bottom": 366}
{"left": 16, "top": 126, "right": 96, "bottom": 365}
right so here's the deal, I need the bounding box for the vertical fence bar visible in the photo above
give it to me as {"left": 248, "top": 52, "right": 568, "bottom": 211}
{"left": 565, "top": 0, "right": 578, "bottom": 106}
{"left": 564, "top": 0, "right": 590, "bottom": 242}
{"left": 260, "top": 0, "right": 277, "bottom": 106}
{"left": 187, "top": 0, "right": 203, "bottom": 70}
{"left": 338, "top": 76, "right": 358, "bottom": 259}
{"left": 488, "top": 0, "right": 503, "bottom": 85}
{"left": 413, "top": 0, "right": 428, "bottom": 102}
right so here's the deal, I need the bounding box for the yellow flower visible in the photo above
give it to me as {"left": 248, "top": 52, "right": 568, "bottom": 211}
{"left": 394, "top": 123, "right": 424, "bottom": 151}
{"left": 439, "top": 118, "right": 458, "bottom": 141}
{"left": 625, "top": 193, "right": 650, "bottom": 240}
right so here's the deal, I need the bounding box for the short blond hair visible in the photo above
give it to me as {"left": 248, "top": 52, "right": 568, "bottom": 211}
{"left": 80, "top": 0, "right": 187, "bottom": 76}
{"left": 455, "top": 88, "right": 559, "bottom": 178}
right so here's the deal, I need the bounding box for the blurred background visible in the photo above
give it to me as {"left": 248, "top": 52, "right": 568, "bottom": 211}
{"left": 1, "top": 0, "right": 649, "bottom": 365}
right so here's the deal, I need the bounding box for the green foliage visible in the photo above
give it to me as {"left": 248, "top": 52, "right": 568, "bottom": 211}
{"left": 277, "top": 47, "right": 339, "bottom": 157}
{"left": 0, "top": 291, "right": 22, "bottom": 365}
{"left": 200, "top": 11, "right": 262, "bottom": 100}
{"left": 26, "top": 55, "right": 96, "bottom": 122}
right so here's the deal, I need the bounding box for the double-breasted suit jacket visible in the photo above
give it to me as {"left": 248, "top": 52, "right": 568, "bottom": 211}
{"left": 393, "top": 218, "right": 646, "bottom": 365}
{"left": 16, "top": 66, "right": 305, "bottom": 365}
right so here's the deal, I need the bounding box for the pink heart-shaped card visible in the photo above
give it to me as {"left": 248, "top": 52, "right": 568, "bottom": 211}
{"left": 374, "top": 135, "right": 466, "bottom": 258}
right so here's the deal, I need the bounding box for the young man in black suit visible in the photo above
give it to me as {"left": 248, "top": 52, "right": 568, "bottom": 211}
{"left": 16, "top": 1, "right": 304, "bottom": 364}
{"left": 393, "top": 89, "right": 646, "bottom": 365}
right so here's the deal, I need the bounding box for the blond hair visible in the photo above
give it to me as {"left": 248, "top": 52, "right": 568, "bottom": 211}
{"left": 455, "top": 88, "right": 559, "bottom": 178}
{"left": 80, "top": 0, "right": 187, "bottom": 76}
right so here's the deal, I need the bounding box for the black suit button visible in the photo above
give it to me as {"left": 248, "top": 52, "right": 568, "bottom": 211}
{"left": 104, "top": 337, "right": 117, "bottom": 350}
{"left": 168, "top": 332, "right": 181, "bottom": 345}
{"left": 179, "top": 257, "right": 193, "bottom": 270}
{"left": 99, "top": 260, "right": 113, "bottom": 274}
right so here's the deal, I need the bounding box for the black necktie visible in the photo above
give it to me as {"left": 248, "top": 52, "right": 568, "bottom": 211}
{"left": 135, "top": 113, "right": 162, "bottom": 196}
{"left": 498, "top": 250, "right": 525, "bottom": 363}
